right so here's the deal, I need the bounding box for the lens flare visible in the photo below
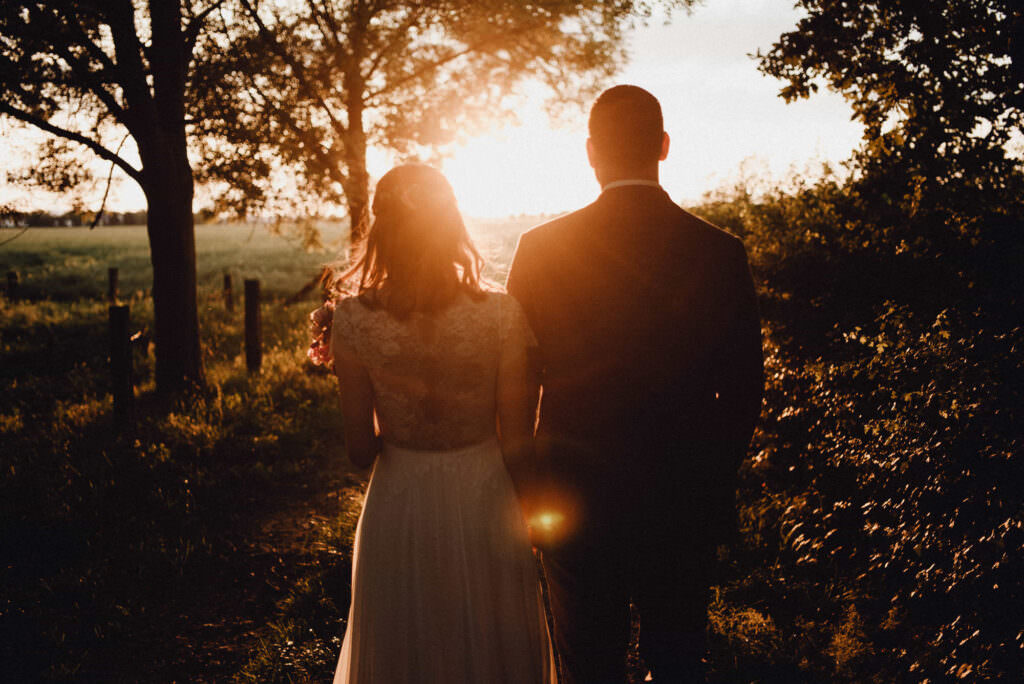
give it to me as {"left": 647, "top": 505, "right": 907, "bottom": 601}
{"left": 532, "top": 511, "right": 565, "bottom": 531}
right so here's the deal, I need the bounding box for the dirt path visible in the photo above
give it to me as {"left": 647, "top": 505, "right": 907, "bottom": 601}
{"left": 131, "top": 460, "right": 366, "bottom": 683}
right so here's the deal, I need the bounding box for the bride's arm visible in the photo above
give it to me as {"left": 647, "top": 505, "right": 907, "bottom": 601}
{"left": 333, "top": 337, "right": 381, "bottom": 469}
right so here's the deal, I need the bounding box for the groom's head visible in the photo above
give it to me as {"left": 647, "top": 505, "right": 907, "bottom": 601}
{"left": 587, "top": 85, "right": 669, "bottom": 184}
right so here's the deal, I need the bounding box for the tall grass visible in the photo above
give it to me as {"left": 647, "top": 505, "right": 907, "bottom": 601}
{"left": 1, "top": 224, "right": 355, "bottom": 680}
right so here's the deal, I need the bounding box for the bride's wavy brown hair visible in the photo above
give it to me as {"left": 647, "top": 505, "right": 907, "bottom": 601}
{"left": 339, "top": 163, "right": 485, "bottom": 318}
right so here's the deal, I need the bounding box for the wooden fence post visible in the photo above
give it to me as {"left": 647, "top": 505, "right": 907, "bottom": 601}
{"left": 224, "top": 273, "right": 234, "bottom": 312}
{"left": 109, "top": 304, "right": 132, "bottom": 422}
{"left": 6, "top": 271, "right": 17, "bottom": 300}
{"left": 108, "top": 267, "right": 119, "bottom": 304}
{"left": 244, "top": 279, "right": 262, "bottom": 373}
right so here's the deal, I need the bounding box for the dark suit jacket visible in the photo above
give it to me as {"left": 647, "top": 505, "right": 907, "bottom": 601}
{"left": 506, "top": 184, "right": 763, "bottom": 545}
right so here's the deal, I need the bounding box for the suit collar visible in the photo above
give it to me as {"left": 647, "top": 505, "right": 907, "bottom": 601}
{"left": 596, "top": 182, "right": 672, "bottom": 207}
{"left": 600, "top": 179, "right": 662, "bottom": 192}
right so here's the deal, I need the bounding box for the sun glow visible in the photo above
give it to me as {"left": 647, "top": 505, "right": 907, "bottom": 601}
{"left": 442, "top": 115, "right": 596, "bottom": 220}
{"left": 429, "top": 0, "right": 864, "bottom": 222}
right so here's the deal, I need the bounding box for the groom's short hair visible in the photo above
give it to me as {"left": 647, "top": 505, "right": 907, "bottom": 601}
{"left": 588, "top": 85, "right": 664, "bottom": 171}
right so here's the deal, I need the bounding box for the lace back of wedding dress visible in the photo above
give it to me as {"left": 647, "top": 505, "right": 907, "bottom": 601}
{"left": 331, "top": 290, "right": 535, "bottom": 450}
{"left": 330, "top": 290, "right": 554, "bottom": 684}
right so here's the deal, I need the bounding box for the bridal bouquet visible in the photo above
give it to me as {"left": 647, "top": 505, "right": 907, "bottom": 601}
{"left": 307, "top": 297, "right": 336, "bottom": 368}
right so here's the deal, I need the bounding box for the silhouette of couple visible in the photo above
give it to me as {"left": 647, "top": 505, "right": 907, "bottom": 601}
{"left": 320, "top": 85, "right": 763, "bottom": 683}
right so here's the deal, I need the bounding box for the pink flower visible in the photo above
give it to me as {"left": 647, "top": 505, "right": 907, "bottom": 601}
{"left": 307, "top": 298, "right": 336, "bottom": 368}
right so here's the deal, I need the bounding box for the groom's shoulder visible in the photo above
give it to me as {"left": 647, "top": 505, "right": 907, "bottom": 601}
{"left": 677, "top": 205, "right": 747, "bottom": 256}
{"left": 515, "top": 203, "right": 599, "bottom": 252}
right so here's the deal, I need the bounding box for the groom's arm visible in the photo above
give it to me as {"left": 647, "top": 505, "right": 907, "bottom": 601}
{"left": 506, "top": 234, "right": 543, "bottom": 403}
{"left": 715, "top": 238, "right": 764, "bottom": 469}
{"left": 505, "top": 236, "right": 549, "bottom": 501}
{"left": 505, "top": 234, "right": 532, "bottom": 323}
{"left": 698, "top": 238, "right": 762, "bottom": 544}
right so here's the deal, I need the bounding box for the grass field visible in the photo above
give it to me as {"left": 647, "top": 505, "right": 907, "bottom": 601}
{"left": 0, "top": 218, "right": 535, "bottom": 302}
{"left": 2, "top": 223, "right": 343, "bottom": 300}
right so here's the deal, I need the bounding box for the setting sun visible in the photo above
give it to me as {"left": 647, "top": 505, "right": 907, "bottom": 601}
{"left": 442, "top": 119, "right": 595, "bottom": 219}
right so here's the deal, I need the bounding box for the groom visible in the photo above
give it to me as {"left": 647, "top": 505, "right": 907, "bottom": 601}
{"left": 507, "top": 85, "right": 763, "bottom": 682}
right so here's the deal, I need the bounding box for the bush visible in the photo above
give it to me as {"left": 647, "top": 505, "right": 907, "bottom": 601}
{"left": 694, "top": 170, "right": 1024, "bottom": 681}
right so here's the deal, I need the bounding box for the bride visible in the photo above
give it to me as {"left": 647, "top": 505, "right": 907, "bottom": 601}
{"left": 311, "top": 163, "right": 555, "bottom": 683}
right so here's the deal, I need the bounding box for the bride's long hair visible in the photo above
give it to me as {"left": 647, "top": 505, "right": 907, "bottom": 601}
{"left": 339, "top": 163, "right": 485, "bottom": 318}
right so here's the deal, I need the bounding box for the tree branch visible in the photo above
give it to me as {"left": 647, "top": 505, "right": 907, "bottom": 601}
{"left": 51, "top": 41, "right": 135, "bottom": 130}
{"left": 24, "top": 5, "right": 136, "bottom": 131}
{"left": 307, "top": 0, "right": 344, "bottom": 49}
{"left": 364, "top": 42, "right": 484, "bottom": 104}
{"left": 240, "top": 67, "right": 346, "bottom": 188}
{"left": 107, "top": 0, "right": 155, "bottom": 122}
{"left": 0, "top": 102, "right": 143, "bottom": 185}
{"left": 362, "top": 20, "right": 543, "bottom": 104}
{"left": 90, "top": 132, "right": 131, "bottom": 228}
{"left": 363, "top": 6, "right": 425, "bottom": 82}
{"left": 185, "top": 0, "right": 228, "bottom": 55}
{"left": 47, "top": 6, "right": 121, "bottom": 76}
{"left": 238, "top": 0, "right": 349, "bottom": 139}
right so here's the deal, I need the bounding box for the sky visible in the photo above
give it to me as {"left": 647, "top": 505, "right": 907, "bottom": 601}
{"left": 1, "top": 0, "right": 864, "bottom": 219}
{"left": 441, "top": 0, "right": 864, "bottom": 217}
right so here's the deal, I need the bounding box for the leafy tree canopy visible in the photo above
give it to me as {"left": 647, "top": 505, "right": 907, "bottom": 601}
{"left": 0, "top": 1, "right": 223, "bottom": 194}
{"left": 758, "top": 0, "right": 1024, "bottom": 240}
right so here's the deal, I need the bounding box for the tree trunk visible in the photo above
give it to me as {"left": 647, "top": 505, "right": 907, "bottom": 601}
{"left": 142, "top": 166, "right": 202, "bottom": 393}
{"left": 141, "top": 0, "right": 204, "bottom": 393}
{"left": 343, "top": 6, "right": 370, "bottom": 243}
{"left": 341, "top": 105, "right": 369, "bottom": 242}
{"left": 143, "top": 170, "right": 203, "bottom": 393}
{"left": 345, "top": 169, "right": 370, "bottom": 243}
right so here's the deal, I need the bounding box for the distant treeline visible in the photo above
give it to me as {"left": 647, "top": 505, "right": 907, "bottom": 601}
{"left": 0, "top": 209, "right": 146, "bottom": 227}
{"left": 1, "top": 208, "right": 220, "bottom": 228}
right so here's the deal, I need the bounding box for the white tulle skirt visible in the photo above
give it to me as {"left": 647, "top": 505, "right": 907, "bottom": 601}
{"left": 334, "top": 438, "right": 555, "bottom": 684}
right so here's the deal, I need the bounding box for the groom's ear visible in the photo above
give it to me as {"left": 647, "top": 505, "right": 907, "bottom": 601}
{"left": 586, "top": 137, "right": 597, "bottom": 169}
{"left": 659, "top": 131, "right": 670, "bottom": 162}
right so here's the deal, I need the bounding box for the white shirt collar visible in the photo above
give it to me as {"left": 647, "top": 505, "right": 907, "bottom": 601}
{"left": 600, "top": 179, "right": 663, "bottom": 192}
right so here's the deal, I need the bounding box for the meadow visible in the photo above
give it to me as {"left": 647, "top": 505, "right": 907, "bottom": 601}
{"left": 2, "top": 204, "right": 1022, "bottom": 682}
{"left": 1, "top": 223, "right": 345, "bottom": 300}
